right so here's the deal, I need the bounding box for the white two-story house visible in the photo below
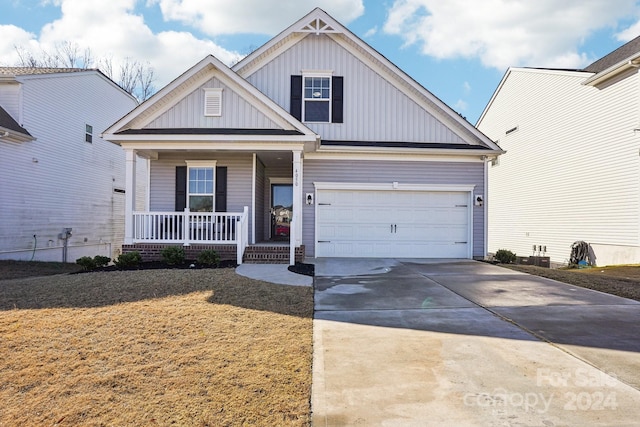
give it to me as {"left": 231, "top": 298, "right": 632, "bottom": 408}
{"left": 103, "top": 8, "right": 503, "bottom": 265}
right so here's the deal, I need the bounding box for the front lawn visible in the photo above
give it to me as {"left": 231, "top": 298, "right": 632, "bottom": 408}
{"left": 0, "top": 268, "right": 313, "bottom": 426}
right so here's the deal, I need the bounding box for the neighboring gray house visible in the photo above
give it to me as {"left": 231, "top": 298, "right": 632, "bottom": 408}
{"left": 0, "top": 68, "right": 146, "bottom": 262}
{"left": 477, "top": 36, "right": 640, "bottom": 266}
{"left": 103, "top": 8, "right": 503, "bottom": 265}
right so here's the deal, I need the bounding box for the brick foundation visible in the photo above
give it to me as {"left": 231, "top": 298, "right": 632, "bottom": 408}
{"left": 121, "top": 243, "right": 305, "bottom": 264}
{"left": 122, "top": 243, "right": 237, "bottom": 262}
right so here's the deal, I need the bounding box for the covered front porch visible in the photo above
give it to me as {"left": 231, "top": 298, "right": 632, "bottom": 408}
{"left": 122, "top": 146, "right": 306, "bottom": 265}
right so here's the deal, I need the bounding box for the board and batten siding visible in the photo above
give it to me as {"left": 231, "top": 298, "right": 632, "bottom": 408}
{"left": 301, "top": 159, "right": 485, "bottom": 257}
{"left": 0, "top": 72, "right": 140, "bottom": 262}
{"left": 145, "top": 77, "right": 281, "bottom": 129}
{"left": 149, "top": 153, "right": 255, "bottom": 242}
{"left": 478, "top": 69, "right": 640, "bottom": 265}
{"left": 244, "top": 33, "right": 466, "bottom": 144}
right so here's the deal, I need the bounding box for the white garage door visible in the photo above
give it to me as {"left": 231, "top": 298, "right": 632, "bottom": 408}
{"left": 316, "top": 189, "right": 471, "bottom": 258}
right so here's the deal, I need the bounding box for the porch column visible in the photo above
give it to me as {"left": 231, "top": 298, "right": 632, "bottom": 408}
{"left": 124, "top": 149, "right": 137, "bottom": 245}
{"left": 290, "top": 150, "right": 302, "bottom": 265}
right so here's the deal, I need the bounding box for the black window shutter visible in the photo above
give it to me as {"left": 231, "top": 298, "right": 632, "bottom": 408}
{"left": 290, "top": 75, "right": 302, "bottom": 120}
{"left": 215, "top": 166, "right": 227, "bottom": 212}
{"left": 175, "top": 166, "right": 187, "bottom": 212}
{"left": 332, "top": 76, "right": 343, "bottom": 123}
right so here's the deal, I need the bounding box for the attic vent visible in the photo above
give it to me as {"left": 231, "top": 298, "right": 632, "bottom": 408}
{"left": 204, "top": 88, "right": 222, "bottom": 117}
{"left": 505, "top": 126, "right": 518, "bottom": 135}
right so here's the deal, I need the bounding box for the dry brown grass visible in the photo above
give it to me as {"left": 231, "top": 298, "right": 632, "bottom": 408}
{"left": 0, "top": 268, "right": 313, "bottom": 426}
{"left": 0, "top": 260, "right": 81, "bottom": 280}
{"left": 505, "top": 264, "right": 640, "bottom": 302}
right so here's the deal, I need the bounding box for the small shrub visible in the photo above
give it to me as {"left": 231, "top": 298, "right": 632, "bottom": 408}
{"left": 161, "top": 246, "right": 185, "bottom": 265}
{"left": 197, "top": 249, "right": 220, "bottom": 266}
{"left": 93, "top": 255, "right": 111, "bottom": 267}
{"left": 76, "top": 256, "right": 96, "bottom": 271}
{"left": 114, "top": 251, "right": 142, "bottom": 268}
{"left": 495, "top": 249, "right": 516, "bottom": 264}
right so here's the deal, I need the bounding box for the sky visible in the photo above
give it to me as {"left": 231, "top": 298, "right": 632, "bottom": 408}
{"left": 2, "top": 0, "right": 640, "bottom": 124}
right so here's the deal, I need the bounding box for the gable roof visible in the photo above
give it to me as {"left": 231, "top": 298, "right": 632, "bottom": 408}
{"left": 582, "top": 36, "right": 640, "bottom": 86}
{"left": 0, "top": 104, "right": 33, "bottom": 143}
{"left": 0, "top": 67, "right": 87, "bottom": 76}
{"left": 476, "top": 67, "right": 590, "bottom": 127}
{"left": 583, "top": 35, "right": 640, "bottom": 73}
{"left": 103, "top": 54, "right": 317, "bottom": 142}
{"left": 233, "top": 7, "right": 502, "bottom": 153}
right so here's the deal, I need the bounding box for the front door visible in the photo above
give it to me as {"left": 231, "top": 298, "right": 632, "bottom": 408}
{"left": 271, "top": 184, "right": 293, "bottom": 241}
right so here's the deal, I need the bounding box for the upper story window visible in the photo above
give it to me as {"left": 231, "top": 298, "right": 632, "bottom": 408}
{"left": 85, "top": 124, "right": 93, "bottom": 143}
{"left": 290, "top": 73, "right": 343, "bottom": 124}
{"left": 303, "top": 75, "right": 331, "bottom": 122}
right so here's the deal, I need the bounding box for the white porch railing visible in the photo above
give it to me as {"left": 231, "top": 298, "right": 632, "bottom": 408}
{"left": 132, "top": 207, "right": 249, "bottom": 264}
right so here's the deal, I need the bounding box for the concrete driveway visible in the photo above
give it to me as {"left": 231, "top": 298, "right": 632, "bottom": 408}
{"left": 311, "top": 259, "right": 640, "bottom": 426}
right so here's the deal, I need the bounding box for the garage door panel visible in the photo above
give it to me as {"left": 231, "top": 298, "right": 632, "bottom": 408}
{"left": 316, "top": 189, "right": 471, "bottom": 258}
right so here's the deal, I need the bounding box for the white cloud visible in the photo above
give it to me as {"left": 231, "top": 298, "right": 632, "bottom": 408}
{"left": 152, "top": 0, "right": 364, "bottom": 36}
{"left": 364, "top": 26, "right": 378, "bottom": 38}
{"left": 616, "top": 19, "right": 640, "bottom": 42}
{"left": 454, "top": 99, "right": 468, "bottom": 112}
{"left": 1, "top": 0, "right": 241, "bottom": 90}
{"left": 383, "top": 0, "right": 639, "bottom": 70}
{"left": 462, "top": 81, "right": 471, "bottom": 93}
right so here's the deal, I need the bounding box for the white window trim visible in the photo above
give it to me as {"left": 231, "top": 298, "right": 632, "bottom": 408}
{"left": 203, "top": 88, "right": 223, "bottom": 117}
{"left": 85, "top": 124, "right": 93, "bottom": 143}
{"left": 302, "top": 71, "right": 333, "bottom": 123}
{"left": 186, "top": 160, "right": 217, "bottom": 212}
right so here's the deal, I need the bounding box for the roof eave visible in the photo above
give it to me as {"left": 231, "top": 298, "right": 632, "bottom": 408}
{"left": 583, "top": 54, "right": 640, "bottom": 86}
{"left": 316, "top": 144, "right": 503, "bottom": 157}
{"left": 0, "top": 128, "right": 35, "bottom": 143}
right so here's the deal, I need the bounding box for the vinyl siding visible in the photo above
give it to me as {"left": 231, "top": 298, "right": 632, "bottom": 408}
{"left": 245, "top": 33, "right": 466, "bottom": 144}
{"left": 478, "top": 69, "right": 640, "bottom": 265}
{"left": 302, "top": 159, "right": 484, "bottom": 257}
{"left": 145, "top": 77, "right": 281, "bottom": 129}
{"left": 0, "top": 83, "right": 21, "bottom": 122}
{"left": 0, "top": 72, "right": 139, "bottom": 261}
{"left": 149, "top": 152, "right": 255, "bottom": 241}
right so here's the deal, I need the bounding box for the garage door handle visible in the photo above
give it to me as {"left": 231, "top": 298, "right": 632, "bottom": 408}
{"left": 394, "top": 224, "right": 397, "bottom": 233}
{"left": 318, "top": 240, "right": 331, "bottom": 243}
{"left": 455, "top": 241, "right": 467, "bottom": 244}
{"left": 455, "top": 204, "right": 468, "bottom": 207}
{"left": 318, "top": 203, "right": 331, "bottom": 206}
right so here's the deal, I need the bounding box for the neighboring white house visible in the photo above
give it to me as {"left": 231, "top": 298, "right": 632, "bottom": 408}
{"left": 477, "top": 36, "right": 640, "bottom": 266}
{"left": 103, "top": 8, "right": 503, "bottom": 265}
{"left": 0, "top": 67, "right": 146, "bottom": 262}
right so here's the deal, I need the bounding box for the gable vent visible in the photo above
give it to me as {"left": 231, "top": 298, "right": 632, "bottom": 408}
{"left": 204, "top": 88, "right": 222, "bottom": 116}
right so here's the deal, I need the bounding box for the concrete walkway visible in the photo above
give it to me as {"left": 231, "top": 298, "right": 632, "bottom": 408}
{"left": 235, "top": 263, "right": 312, "bottom": 286}
{"left": 311, "top": 259, "right": 640, "bottom": 426}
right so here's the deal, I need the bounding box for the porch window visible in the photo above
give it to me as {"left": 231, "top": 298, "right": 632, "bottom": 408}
{"left": 186, "top": 161, "right": 217, "bottom": 212}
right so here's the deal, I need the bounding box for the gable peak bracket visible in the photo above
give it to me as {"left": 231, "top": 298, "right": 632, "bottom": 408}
{"left": 298, "top": 18, "right": 338, "bottom": 35}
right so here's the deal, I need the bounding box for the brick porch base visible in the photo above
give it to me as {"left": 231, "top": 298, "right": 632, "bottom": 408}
{"left": 121, "top": 243, "right": 305, "bottom": 264}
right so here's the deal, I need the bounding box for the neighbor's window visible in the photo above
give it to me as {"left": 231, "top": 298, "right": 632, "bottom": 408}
{"left": 303, "top": 75, "right": 331, "bottom": 122}
{"left": 85, "top": 124, "right": 93, "bottom": 143}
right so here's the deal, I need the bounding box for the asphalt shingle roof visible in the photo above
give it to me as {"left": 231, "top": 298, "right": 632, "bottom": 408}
{"left": 0, "top": 67, "right": 88, "bottom": 76}
{"left": 583, "top": 35, "right": 640, "bottom": 73}
{"left": 0, "top": 105, "right": 31, "bottom": 136}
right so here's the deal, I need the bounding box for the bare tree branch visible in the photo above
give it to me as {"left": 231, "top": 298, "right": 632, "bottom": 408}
{"left": 12, "top": 44, "right": 156, "bottom": 101}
